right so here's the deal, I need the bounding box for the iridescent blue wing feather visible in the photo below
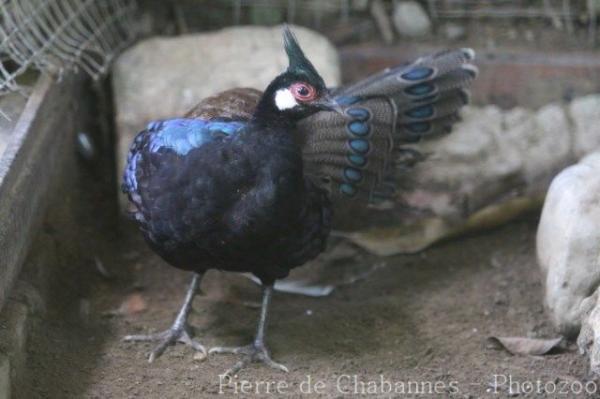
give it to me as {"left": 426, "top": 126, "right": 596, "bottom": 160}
{"left": 122, "top": 118, "right": 246, "bottom": 200}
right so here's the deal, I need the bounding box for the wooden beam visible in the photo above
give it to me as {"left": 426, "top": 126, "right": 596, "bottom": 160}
{"left": 0, "top": 74, "right": 83, "bottom": 311}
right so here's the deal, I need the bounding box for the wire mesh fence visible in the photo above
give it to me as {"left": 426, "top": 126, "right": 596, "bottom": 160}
{"left": 0, "top": 0, "right": 139, "bottom": 97}
{"left": 204, "top": 0, "right": 597, "bottom": 44}
{"left": 0, "top": 0, "right": 597, "bottom": 104}
{"left": 222, "top": 0, "right": 588, "bottom": 21}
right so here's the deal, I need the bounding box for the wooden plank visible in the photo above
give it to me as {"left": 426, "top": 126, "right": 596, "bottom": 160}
{"left": 0, "top": 74, "right": 82, "bottom": 311}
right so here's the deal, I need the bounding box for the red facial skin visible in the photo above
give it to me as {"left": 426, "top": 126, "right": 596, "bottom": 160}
{"left": 290, "top": 82, "right": 317, "bottom": 102}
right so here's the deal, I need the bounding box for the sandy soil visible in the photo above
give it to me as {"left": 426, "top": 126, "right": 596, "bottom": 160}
{"left": 18, "top": 211, "right": 596, "bottom": 399}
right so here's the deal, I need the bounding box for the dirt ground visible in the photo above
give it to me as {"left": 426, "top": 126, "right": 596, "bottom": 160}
{"left": 18, "top": 209, "right": 596, "bottom": 398}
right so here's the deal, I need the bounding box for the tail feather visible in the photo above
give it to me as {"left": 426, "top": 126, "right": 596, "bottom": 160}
{"left": 396, "top": 113, "right": 461, "bottom": 143}
{"left": 394, "top": 67, "right": 476, "bottom": 107}
{"left": 400, "top": 91, "right": 468, "bottom": 123}
{"left": 298, "top": 48, "right": 477, "bottom": 203}
{"left": 340, "top": 48, "right": 476, "bottom": 99}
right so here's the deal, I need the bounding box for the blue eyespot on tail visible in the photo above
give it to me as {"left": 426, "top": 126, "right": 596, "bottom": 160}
{"left": 340, "top": 183, "right": 357, "bottom": 197}
{"left": 401, "top": 66, "right": 434, "bottom": 81}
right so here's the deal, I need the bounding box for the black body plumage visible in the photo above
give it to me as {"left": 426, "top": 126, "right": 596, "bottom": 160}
{"left": 122, "top": 26, "right": 477, "bottom": 371}
{"left": 124, "top": 116, "right": 331, "bottom": 285}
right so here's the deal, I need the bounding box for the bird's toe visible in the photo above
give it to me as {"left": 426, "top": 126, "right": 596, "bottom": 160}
{"left": 124, "top": 324, "right": 205, "bottom": 363}
{"left": 210, "top": 343, "right": 288, "bottom": 375}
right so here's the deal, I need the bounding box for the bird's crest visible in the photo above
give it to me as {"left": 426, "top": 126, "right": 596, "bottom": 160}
{"left": 282, "top": 25, "right": 325, "bottom": 87}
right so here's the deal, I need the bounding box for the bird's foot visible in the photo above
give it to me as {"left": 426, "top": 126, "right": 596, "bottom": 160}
{"left": 124, "top": 324, "right": 206, "bottom": 363}
{"left": 209, "top": 342, "right": 288, "bottom": 376}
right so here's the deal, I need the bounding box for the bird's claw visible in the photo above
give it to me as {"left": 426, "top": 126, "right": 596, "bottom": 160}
{"left": 124, "top": 325, "right": 206, "bottom": 363}
{"left": 209, "top": 343, "right": 289, "bottom": 375}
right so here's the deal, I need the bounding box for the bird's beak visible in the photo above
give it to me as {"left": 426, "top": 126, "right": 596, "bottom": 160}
{"left": 315, "top": 92, "right": 345, "bottom": 115}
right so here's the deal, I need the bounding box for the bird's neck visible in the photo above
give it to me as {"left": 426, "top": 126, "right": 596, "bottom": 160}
{"left": 251, "top": 98, "right": 295, "bottom": 130}
{"left": 245, "top": 100, "right": 302, "bottom": 168}
{"left": 251, "top": 78, "right": 299, "bottom": 130}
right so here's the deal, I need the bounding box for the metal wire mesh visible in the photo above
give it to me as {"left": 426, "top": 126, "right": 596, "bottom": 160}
{"left": 0, "top": 0, "right": 139, "bottom": 96}
{"left": 226, "top": 0, "right": 581, "bottom": 21}
{"left": 218, "top": 0, "right": 596, "bottom": 44}
{"left": 0, "top": 0, "right": 596, "bottom": 97}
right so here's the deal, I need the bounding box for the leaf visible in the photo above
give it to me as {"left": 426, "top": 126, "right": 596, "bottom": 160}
{"left": 486, "top": 336, "right": 563, "bottom": 356}
{"left": 102, "top": 293, "right": 148, "bottom": 317}
{"left": 120, "top": 293, "right": 147, "bottom": 315}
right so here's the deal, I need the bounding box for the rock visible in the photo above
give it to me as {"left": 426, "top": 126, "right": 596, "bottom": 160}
{"left": 113, "top": 24, "right": 340, "bottom": 198}
{"left": 345, "top": 96, "right": 600, "bottom": 256}
{"left": 537, "top": 152, "right": 600, "bottom": 375}
{"left": 537, "top": 152, "right": 600, "bottom": 338}
{"left": 578, "top": 290, "right": 600, "bottom": 375}
{"left": 392, "top": 1, "right": 431, "bottom": 37}
{"left": 370, "top": 0, "right": 395, "bottom": 44}
{"left": 442, "top": 23, "right": 466, "bottom": 41}
{"left": 352, "top": 0, "right": 370, "bottom": 11}
{"left": 524, "top": 30, "right": 535, "bottom": 42}
{"left": 571, "top": 95, "right": 600, "bottom": 158}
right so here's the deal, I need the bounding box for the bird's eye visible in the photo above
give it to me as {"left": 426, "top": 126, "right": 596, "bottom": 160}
{"left": 290, "top": 83, "right": 317, "bottom": 102}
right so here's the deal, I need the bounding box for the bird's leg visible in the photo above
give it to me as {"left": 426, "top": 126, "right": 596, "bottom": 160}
{"left": 210, "top": 284, "right": 288, "bottom": 375}
{"left": 124, "top": 272, "right": 205, "bottom": 362}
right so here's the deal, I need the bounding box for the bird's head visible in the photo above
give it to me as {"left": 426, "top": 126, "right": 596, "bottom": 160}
{"left": 255, "top": 26, "right": 342, "bottom": 122}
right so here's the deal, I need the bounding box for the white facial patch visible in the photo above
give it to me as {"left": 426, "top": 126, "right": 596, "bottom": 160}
{"left": 274, "top": 88, "right": 299, "bottom": 110}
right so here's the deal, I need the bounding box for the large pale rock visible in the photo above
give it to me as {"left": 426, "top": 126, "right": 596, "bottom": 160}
{"left": 113, "top": 25, "right": 340, "bottom": 191}
{"left": 571, "top": 95, "right": 600, "bottom": 158}
{"left": 392, "top": 1, "right": 431, "bottom": 37}
{"left": 344, "top": 100, "right": 583, "bottom": 255}
{"left": 578, "top": 291, "right": 600, "bottom": 374}
{"left": 536, "top": 152, "right": 600, "bottom": 374}
{"left": 414, "top": 103, "right": 572, "bottom": 215}
{"left": 537, "top": 152, "right": 600, "bottom": 337}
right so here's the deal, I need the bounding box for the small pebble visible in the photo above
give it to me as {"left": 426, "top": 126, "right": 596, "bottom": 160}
{"left": 76, "top": 132, "right": 96, "bottom": 160}
{"left": 443, "top": 23, "right": 466, "bottom": 41}
{"left": 524, "top": 30, "right": 535, "bottom": 42}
